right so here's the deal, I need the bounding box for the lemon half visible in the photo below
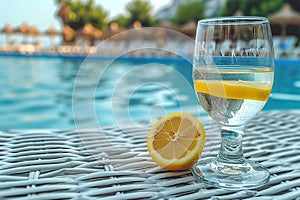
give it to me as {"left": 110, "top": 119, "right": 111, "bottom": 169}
{"left": 147, "top": 112, "right": 206, "bottom": 171}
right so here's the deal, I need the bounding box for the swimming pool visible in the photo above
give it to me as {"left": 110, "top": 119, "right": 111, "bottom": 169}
{"left": 0, "top": 55, "right": 299, "bottom": 129}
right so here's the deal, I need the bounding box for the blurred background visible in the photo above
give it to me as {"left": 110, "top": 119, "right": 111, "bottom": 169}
{"left": 0, "top": 0, "right": 299, "bottom": 129}
{"left": 1, "top": 0, "right": 300, "bottom": 57}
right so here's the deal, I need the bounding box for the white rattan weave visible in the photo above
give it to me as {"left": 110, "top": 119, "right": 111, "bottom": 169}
{"left": 0, "top": 110, "right": 300, "bottom": 199}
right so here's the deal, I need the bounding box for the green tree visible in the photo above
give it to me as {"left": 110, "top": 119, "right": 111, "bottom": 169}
{"left": 55, "top": 0, "right": 108, "bottom": 30}
{"left": 221, "top": 0, "right": 284, "bottom": 17}
{"left": 172, "top": 1, "right": 205, "bottom": 25}
{"left": 242, "top": 0, "right": 283, "bottom": 16}
{"left": 125, "top": 0, "right": 153, "bottom": 27}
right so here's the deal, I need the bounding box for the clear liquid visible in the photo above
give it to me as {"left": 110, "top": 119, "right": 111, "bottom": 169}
{"left": 193, "top": 67, "right": 274, "bottom": 126}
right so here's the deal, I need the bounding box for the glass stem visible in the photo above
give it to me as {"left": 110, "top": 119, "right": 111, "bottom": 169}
{"left": 217, "top": 125, "right": 246, "bottom": 164}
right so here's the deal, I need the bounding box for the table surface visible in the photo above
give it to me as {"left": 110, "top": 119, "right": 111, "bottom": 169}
{"left": 0, "top": 110, "right": 300, "bottom": 200}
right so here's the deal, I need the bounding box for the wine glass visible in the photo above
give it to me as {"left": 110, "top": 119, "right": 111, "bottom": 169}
{"left": 192, "top": 16, "right": 274, "bottom": 189}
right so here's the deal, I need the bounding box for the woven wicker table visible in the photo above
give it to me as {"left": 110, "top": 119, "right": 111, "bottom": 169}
{"left": 0, "top": 110, "right": 299, "bottom": 200}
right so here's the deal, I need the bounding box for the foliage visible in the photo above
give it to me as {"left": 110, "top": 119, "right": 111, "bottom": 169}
{"left": 55, "top": 0, "right": 108, "bottom": 30}
{"left": 54, "top": 0, "right": 300, "bottom": 31}
{"left": 243, "top": 0, "right": 283, "bottom": 16}
{"left": 221, "top": 0, "right": 283, "bottom": 16}
{"left": 125, "top": 0, "right": 154, "bottom": 27}
{"left": 221, "top": 0, "right": 300, "bottom": 17}
{"left": 172, "top": 1, "right": 205, "bottom": 25}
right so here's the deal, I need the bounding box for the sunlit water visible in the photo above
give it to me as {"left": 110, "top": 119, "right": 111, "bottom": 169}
{"left": 0, "top": 55, "right": 299, "bottom": 129}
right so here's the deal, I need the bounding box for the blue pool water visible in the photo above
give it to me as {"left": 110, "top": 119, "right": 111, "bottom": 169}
{"left": 0, "top": 55, "right": 299, "bottom": 130}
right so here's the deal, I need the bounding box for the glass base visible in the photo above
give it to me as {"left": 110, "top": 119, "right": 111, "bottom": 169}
{"left": 192, "top": 158, "right": 270, "bottom": 190}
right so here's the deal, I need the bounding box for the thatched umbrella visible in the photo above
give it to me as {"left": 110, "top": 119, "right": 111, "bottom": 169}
{"left": 45, "top": 25, "right": 61, "bottom": 46}
{"left": 179, "top": 21, "right": 197, "bottom": 38}
{"left": 81, "top": 23, "right": 102, "bottom": 46}
{"left": 62, "top": 25, "right": 76, "bottom": 45}
{"left": 28, "top": 25, "right": 40, "bottom": 43}
{"left": 14, "top": 22, "right": 30, "bottom": 43}
{"left": 110, "top": 22, "right": 120, "bottom": 33}
{"left": 102, "top": 22, "right": 125, "bottom": 40}
{"left": 1, "top": 23, "right": 13, "bottom": 44}
{"left": 133, "top": 21, "right": 142, "bottom": 29}
{"left": 268, "top": 3, "right": 300, "bottom": 38}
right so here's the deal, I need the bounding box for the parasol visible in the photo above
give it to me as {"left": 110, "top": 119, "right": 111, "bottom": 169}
{"left": 102, "top": 22, "right": 125, "bottom": 40}
{"left": 62, "top": 25, "right": 76, "bottom": 44}
{"left": 28, "top": 26, "right": 40, "bottom": 43}
{"left": 268, "top": 3, "right": 300, "bottom": 38}
{"left": 13, "top": 22, "right": 30, "bottom": 43}
{"left": 45, "top": 25, "right": 61, "bottom": 47}
{"left": 81, "top": 23, "right": 102, "bottom": 46}
{"left": 1, "top": 24, "right": 13, "bottom": 44}
{"left": 179, "top": 21, "right": 197, "bottom": 38}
